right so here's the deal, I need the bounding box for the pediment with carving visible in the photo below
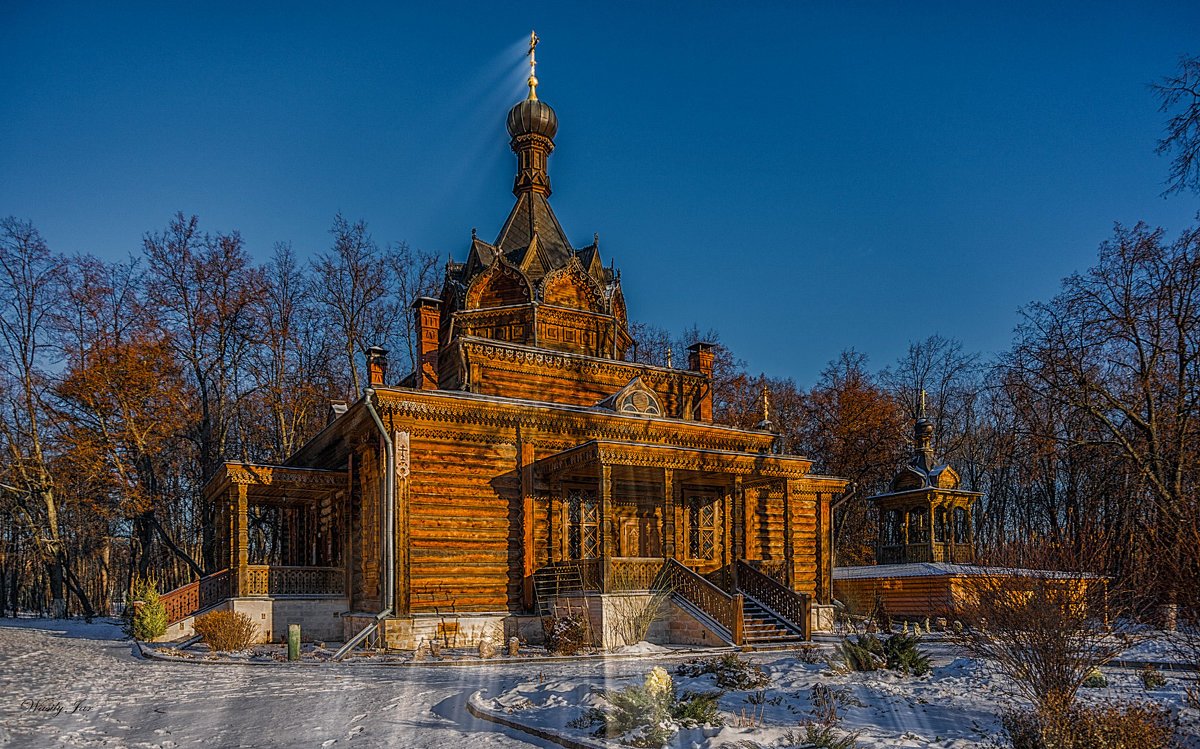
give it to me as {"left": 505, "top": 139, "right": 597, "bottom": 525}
{"left": 594, "top": 376, "right": 663, "bottom": 417}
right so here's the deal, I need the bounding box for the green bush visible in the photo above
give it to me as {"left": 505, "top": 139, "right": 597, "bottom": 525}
{"left": 1082, "top": 667, "right": 1108, "bottom": 688}
{"left": 884, "top": 633, "right": 932, "bottom": 676}
{"left": 1139, "top": 664, "right": 1167, "bottom": 690}
{"left": 838, "top": 634, "right": 885, "bottom": 672}
{"left": 781, "top": 724, "right": 861, "bottom": 749}
{"left": 128, "top": 577, "right": 167, "bottom": 641}
{"left": 676, "top": 653, "right": 770, "bottom": 690}
{"left": 577, "top": 667, "right": 722, "bottom": 747}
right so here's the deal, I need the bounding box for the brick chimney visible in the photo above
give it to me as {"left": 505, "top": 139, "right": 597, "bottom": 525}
{"left": 411, "top": 297, "right": 441, "bottom": 390}
{"left": 365, "top": 346, "right": 388, "bottom": 389}
{"left": 687, "top": 342, "right": 715, "bottom": 422}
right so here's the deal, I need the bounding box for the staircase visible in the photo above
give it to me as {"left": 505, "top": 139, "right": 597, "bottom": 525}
{"left": 531, "top": 562, "right": 586, "bottom": 617}
{"left": 740, "top": 596, "right": 805, "bottom": 646}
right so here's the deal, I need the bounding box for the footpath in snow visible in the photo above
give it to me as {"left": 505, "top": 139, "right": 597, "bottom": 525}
{"left": 1, "top": 617, "right": 1197, "bottom": 748}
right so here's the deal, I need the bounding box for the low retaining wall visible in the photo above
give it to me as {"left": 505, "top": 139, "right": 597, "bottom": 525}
{"left": 155, "top": 597, "right": 347, "bottom": 644}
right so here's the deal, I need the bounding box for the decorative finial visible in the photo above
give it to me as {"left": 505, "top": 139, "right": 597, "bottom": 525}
{"left": 526, "top": 30, "right": 540, "bottom": 100}
{"left": 919, "top": 389, "right": 927, "bottom": 418}
{"left": 471, "top": 227, "right": 477, "bottom": 240}
{"left": 762, "top": 383, "right": 772, "bottom": 423}
{"left": 666, "top": 345, "right": 673, "bottom": 369}
{"left": 594, "top": 232, "right": 599, "bottom": 246}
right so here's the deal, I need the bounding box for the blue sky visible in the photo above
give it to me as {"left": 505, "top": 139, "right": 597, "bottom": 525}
{"left": 2, "top": 2, "right": 1197, "bottom": 384}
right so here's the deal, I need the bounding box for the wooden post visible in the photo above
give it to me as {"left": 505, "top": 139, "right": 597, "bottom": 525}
{"left": 549, "top": 477, "right": 563, "bottom": 563}
{"left": 234, "top": 485, "right": 248, "bottom": 598}
{"left": 732, "top": 593, "right": 744, "bottom": 646}
{"left": 662, "top": 469, "right": 675, "bottom": 559}
{"left": 287, "top": 624, "right": 300, "bottom": 661}
{"left": 520, "top": 440, "right": 536, "bottom": 609}
{"left": 784, "top": 479, "right": 799, "bottom": 591}
{"left": 819, "top": 492, "right": 832, "bottom": 604}
{"left": 599, "top": 465, "right": 613, "bottom": 568}
{"left": 732, "top": 475, "right": 745, "bottom": 561}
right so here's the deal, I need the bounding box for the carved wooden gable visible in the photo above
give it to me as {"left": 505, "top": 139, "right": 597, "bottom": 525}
{"left": 539, "top": 258, "right": 605, "bottom": 313}
{"left": 465, "top": 258, "right": 532, "bottom": 310}
{"left": 595, "top": 376, "right": 663, "bottom": 417}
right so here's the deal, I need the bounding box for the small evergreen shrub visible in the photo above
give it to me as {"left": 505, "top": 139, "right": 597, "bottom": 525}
{"left": 1081, "top": 667, "right": 1108, "bottom": 688}
{"left": 1138, "top": 664, "right": 1167, "bottom": 690}
{"left": 676, "top": 653, "right": 770, "bottom": 690}
{"left": 884, "top": 633, "right": 932, "bottom": 676}
{"left": 193, "top": 610, "right": 257, "bottom": 652}
{"left": 837, "top": 634, "right": 885, "bottom": 672}
{"left": 542, "top": 611, "right": 590, "bottom": 655}
{"left": 781, "top": 724, "right": 862, "bottom": 749}
{"left": 128, "top": 577, "right": 167, "bottom": 641}
{"left": 577, "top": 666, "right": 722, "bottom": 747}
{"left": 1001, "top": 702, "right": 1175, "bottom": 749}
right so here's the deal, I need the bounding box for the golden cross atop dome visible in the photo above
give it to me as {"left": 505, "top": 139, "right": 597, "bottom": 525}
{"left": 526, "top": 30, "right": 540, "bottom": 100}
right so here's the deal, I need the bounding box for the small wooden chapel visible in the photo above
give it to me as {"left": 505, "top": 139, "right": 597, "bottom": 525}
{"left": 159, "top": 35, "right": 848, "bottom": 650}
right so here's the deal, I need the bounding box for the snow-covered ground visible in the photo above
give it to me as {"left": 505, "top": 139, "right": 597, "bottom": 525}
{"left": 1, "top": 617, "right": 1196, "bottom": 748}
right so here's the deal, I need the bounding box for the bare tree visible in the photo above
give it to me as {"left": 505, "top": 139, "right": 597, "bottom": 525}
{"left": 0, "top": 218, "right": 93, "bottom": 617}
{"left": 1153, "top": 54, "right": 1200, "bottom": 196}
{"left": 311, "top": 214, "right": 399, "bottom": 396}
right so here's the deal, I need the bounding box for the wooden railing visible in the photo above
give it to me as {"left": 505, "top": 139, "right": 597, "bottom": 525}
{"left": 609, "top": 558, "right": 665, "bottom": 591}
{"left": 244, "top": 566, "right": 345, "bottom": 597}
{"left": 735, "top": 559, "right": 810, "bottom": 640}
{"left": 878, "top": 544, "right": 934, "bottom": 564}
{"left": 745, "top": 559, "right": 788, "bottom": 584}
{"left": 659, "top": 559, "right": 742, "bottom": 645}
{"left": 161, "top": 568, "right": 232, "bottom": 624}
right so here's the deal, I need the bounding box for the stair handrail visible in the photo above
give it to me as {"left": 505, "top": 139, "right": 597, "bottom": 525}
{"left": 161, "top": 568, "right": 232, "bottom": 625}
{"left": 658, "top": 559, "right": 743, "bottom": 645}
{"left": 734, "top": 559, "right": 811, "bottom": 640}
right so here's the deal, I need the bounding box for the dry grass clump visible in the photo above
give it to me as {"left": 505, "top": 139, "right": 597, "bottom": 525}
{"left": 1001, "top": 701, "right": 1177, "bottom": 749}
{"left": 194, "top": 610, "right": 257, "bottom": 652}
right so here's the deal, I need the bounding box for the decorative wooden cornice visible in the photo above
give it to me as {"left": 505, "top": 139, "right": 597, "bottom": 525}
{"left": 533, "top": 440, "right": 815, "bottom": 480}
{"left": 457, "top": 337, "right": 702, "bottom": 387}
{"left": 203, "top": 462, "right": 348, "bottom": 503}
{"left": 372, "top": 387, "right": 776, "bottom": 454}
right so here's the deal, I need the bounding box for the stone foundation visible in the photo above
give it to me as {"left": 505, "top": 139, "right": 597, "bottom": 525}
{"left": 154, "top": 597, "right": 347, "bottom": 644}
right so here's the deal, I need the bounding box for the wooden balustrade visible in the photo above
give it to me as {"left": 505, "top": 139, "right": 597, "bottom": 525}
{"left": 160, "top": 568, "right": 231, "bottom": 625}
{"left": 734, "top": 559, "right": 810, "bottom": 640}
{"left": 608, "top": 558, "right": 664, "bottom": 591}
{"left": 243, "top": 566, "right": 345, "bottom": 597}
{"left": 745, "top": 559, "right": 787, "bottom": 583}
{"left": 658, "top": 559, "right": 742, "bottom": 645}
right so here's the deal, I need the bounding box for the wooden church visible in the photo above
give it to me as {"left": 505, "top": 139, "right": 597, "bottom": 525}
{"left": 159, "top": 37, "right": 848, "bottom": 651}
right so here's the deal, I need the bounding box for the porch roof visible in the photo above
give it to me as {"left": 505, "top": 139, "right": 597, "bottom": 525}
{"left": 533, "top": 439, "right": 814, "bottom": 485}
{"left": 203, "top": 462, "right": 348, "bottom": 505}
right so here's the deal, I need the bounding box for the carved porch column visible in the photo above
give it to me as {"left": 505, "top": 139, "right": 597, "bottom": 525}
{"left": 784, "top": 479, "right": 799, "bottom": 591}
{"left": 600, "top": 464, "right": 613, "bottom": 591}
{"left": 233, "top": 484, "right": 248, "bottom": 597}
{"left": 662, "top": 469, "right": 676, "bottom": 559}
{"left": 549, "top": 476, "right": 563, "bottom": 563}
{"left": 732, "top": 475, "right": 745, "bottom": 561}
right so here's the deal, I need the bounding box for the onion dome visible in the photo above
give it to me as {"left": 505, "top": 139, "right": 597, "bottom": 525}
{"left": 507, "top": 97, "right": 558, "bottom": 140}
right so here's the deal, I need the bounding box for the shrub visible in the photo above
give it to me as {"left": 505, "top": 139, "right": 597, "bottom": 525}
{"left": 1081, "top": 667, "right": 1108, "bottom": 688}
{"left": 577, "top": 666, "right": 722, "bottom": 747}
{"left": 542, "top": 611, "right": 590, "bottom": 655}
{"left": 1001, "top": 702, "right": 1176, "bottom": 749}
{"left": 676, "top": 653, "right": 770, "bottom": 690}
{"left": 884, "top": 633, "right": 932, "bottom": 676}
{"left": 128, "top": 577, "right": 167, "bottom": 641}
{"left": 193, "top": 610, "right": 257, "bottom": 652}
{"left": 1139, "top": 664, "right": 1167, "bottom": 690}
{"left": 837, "top": 634, "right": 884, "bottom": 672}
{"left": 781, "top": 724, "right": 861, "bottom": 749}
